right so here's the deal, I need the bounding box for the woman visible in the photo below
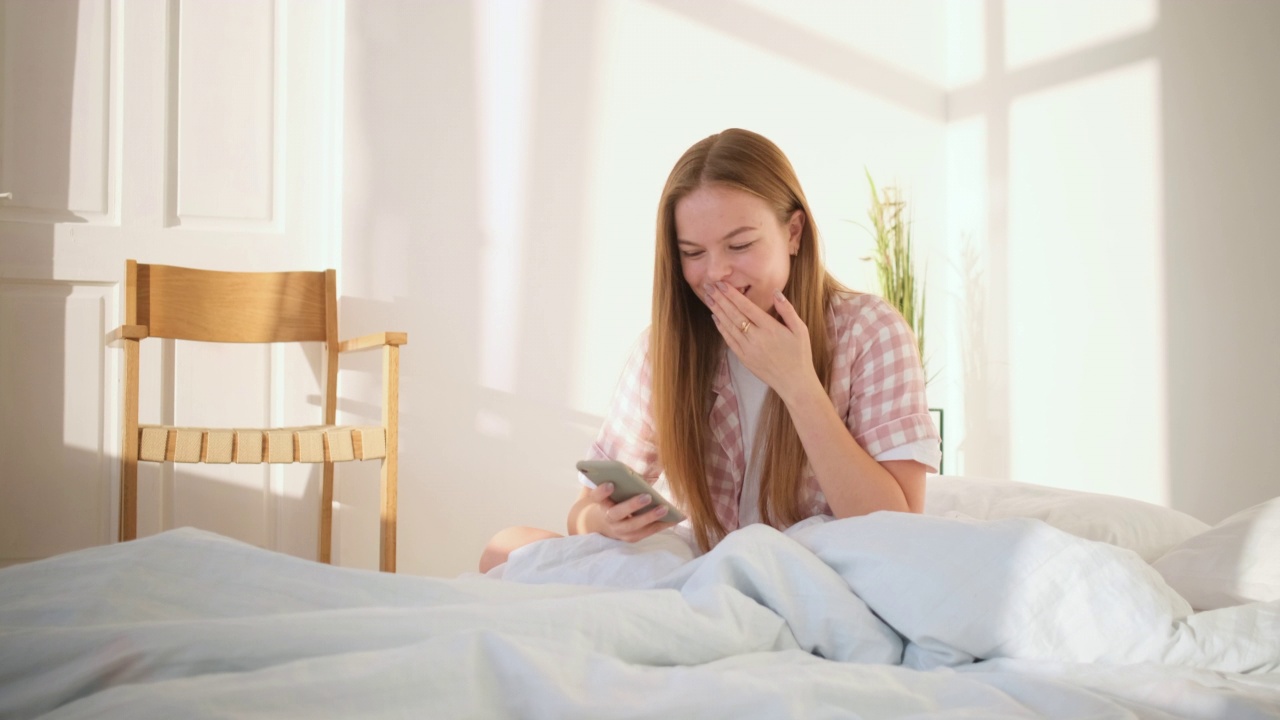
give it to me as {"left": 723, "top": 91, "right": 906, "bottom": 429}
{"left": 480, "top": 128, "right": 939, "bottom": 572}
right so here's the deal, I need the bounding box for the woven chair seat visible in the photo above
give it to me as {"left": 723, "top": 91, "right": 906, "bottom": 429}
{"left": 136, "top": 425, "right": 387, "bottom": 464}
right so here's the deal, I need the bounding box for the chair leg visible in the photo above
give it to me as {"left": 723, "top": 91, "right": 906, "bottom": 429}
{"left": 119, "top": 338, "right": 139, "bottom": 542}
{"left": 380, "top": 343, "right": 399, "bottom": 573}
{"left": 380, "top": 455, "right": 397, "bottom": 573}
{"left": 119, "top": 455, "right": 138, "bottom": 542}
{"left": 319, "top": 462, "right": 334, "bottom": 564}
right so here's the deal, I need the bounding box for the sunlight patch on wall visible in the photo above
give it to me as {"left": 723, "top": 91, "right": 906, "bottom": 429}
{"left": 1004, "top": 0, "right": 1157, "bottom": 71}
{"left": 474, "top": 0, "right": 538, "bottom": 393}
{"left": 945, "top": 0, "right": 984, "bottom": 90}
{"left": 1007, "top": 59, "right": 1166, "bottom": 504}
{"left": 569, "top": 0, "right": 949, "bottom": 417}
{"left": 943, "top": 116, "right": 987, "bottom": 476}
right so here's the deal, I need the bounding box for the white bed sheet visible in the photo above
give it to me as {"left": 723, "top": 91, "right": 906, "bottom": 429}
{"left": 1, "top": 516, "right": 1278, "bottom": 719}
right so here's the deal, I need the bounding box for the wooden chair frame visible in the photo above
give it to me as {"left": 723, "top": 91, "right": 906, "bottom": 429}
{"left": 111, "top": 260, "right": 406, "bottom": 571}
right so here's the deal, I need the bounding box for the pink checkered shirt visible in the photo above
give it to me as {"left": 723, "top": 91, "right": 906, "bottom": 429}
{"left": 587, "top": 291, "right": 938, "bottom": 534}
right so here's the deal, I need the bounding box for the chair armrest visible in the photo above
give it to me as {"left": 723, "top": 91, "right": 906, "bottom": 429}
{"left": 338, "top": 332, "right": 408, "bottom": 353}
{"left": 109, "top": 325, "right": 149, "bottom": 342}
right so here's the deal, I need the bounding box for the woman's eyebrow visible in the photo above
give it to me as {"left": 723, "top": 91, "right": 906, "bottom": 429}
{"left": 676, "top": 226, "right": 757, "bottom": 247}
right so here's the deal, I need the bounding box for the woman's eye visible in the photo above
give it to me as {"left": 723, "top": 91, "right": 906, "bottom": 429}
{"left": 681, "top": 250, "right": 704, "bottom": 259}
{"left": 729, "top": 241, "right": 755, "bottom": 251}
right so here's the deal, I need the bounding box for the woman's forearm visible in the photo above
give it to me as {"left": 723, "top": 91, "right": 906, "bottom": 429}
{"left": 779, "top": 376, "right": 914, "bottom": 517}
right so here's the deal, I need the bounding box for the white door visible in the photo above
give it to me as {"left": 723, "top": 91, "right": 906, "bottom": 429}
{"left": 0, "top": 0, "right": 343, "bottom": 566}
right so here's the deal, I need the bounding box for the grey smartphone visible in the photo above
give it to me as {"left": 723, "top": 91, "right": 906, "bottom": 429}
{"left": 575, "top": 459, "right": 686, "bottom": 524}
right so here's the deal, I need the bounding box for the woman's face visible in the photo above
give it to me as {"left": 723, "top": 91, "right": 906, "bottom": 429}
{"left": 674, "top": 184, "right": 802, "bottom": 314}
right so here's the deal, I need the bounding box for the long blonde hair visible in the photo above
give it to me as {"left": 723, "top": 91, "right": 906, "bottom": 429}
{"left": 651, "top": 128, "right": 844, "bottom": 552}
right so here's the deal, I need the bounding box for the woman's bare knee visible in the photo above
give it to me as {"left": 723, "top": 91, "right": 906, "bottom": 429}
{"left": 479, "top": 526, "right": 563, "bottom": 573}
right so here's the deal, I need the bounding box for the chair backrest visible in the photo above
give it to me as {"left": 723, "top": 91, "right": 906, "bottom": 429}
{"left": 126, "top": 260, "right": 337, "bottom": 344}
{"left": 124, "top": 259, "right": 340, "bottom": 425}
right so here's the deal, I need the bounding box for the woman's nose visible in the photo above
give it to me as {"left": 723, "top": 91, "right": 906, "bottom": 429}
{"left": 708, "top": 252, "right": 732, "bottom": 281}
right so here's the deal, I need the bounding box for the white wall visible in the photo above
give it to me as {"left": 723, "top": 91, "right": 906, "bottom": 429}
{"left": 340, "top": 0, "right": 1280, "bottom": 577}
{"left": 341, "top": 0, "right": 951, "bottom": 576}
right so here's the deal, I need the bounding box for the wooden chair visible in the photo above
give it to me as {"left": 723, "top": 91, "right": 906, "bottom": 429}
{"left": 111, "top": 259, "right": 406, "bottom": 571}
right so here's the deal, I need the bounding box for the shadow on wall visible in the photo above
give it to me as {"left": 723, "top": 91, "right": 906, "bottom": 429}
{"left": 1160, "top": 0, "right": 1280, "bottom": 523}
{"left": 140, "top": 461, "right": 328, "bottom": 563}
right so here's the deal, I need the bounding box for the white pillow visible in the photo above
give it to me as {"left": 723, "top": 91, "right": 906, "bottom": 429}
{"left": 1151, "top": 496, "right": 1280, "bottom": 611}
{"left": 924, "top": 475, "right": 1210, "bottom": 562}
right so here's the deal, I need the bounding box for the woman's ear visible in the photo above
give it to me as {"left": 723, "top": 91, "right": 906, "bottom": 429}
{"left": 788, "top": 210, "right": 805, "bottom": 255}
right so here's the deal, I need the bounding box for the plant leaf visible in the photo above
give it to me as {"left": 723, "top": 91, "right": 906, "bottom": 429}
{"left": 864, "top": 171, "right": 930, "bottom": 384}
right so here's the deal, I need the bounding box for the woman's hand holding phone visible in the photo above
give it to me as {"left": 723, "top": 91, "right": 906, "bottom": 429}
{"left": 577, "top": 481, "right": 672, "bottom": 543}
{"left": 570, "top": 460, "right": 684, "bottom": 542}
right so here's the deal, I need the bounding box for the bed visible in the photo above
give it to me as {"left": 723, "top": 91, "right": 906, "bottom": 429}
{"left": 2, "top": 476, "right": 1278, "bottom": 719}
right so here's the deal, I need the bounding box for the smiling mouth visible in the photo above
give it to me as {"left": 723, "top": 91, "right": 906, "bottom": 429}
{"left": 736, "top": 285, "right": 751, "bottom": 296}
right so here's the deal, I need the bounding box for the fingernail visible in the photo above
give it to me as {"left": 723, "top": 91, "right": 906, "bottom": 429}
{"left": 715, "top": 281, "right": 727, "bottom": 291}
{"left": 654, "top": 506, "right": 668, "bottom": 517}
{"left": 703, "top": 283, "right": 715, "bottom": 295}
{"left": 600, "top": 483, "right": 614, "bottom": 493}
{"left": 775, "top": 290, "right": 785, "bottom": 301}
{"left": 638, "top": 494, "right": 651, "bottom": 505}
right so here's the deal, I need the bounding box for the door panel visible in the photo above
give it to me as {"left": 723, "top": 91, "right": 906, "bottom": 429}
{"left": 0, "top": 0, "right": 342, "bottom": 565}
{"left": 0, "top": 0, "right": 115, "bottom": 223}
{"left": 174, "top": 0, "right": 277, "bottom": 226}
{"left": 0, "top": 281, "right": 112, "bottom": 561}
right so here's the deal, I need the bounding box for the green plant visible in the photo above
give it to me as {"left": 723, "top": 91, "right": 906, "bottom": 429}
{"left": 863, "top": 170, "right": 928, "bottom": 378}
